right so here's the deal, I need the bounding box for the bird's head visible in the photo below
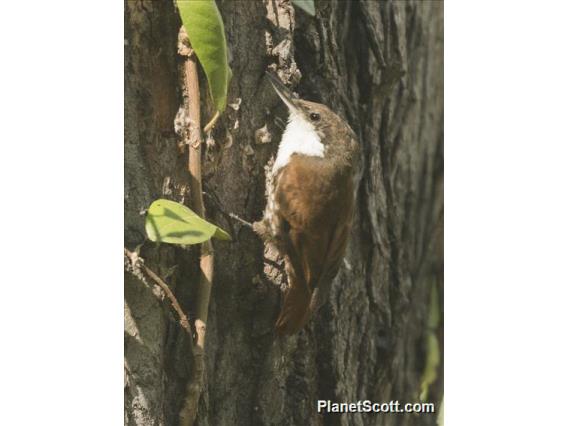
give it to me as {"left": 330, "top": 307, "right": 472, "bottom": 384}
{"left": 267, "top": 72, "right": 358, "bottom": 159}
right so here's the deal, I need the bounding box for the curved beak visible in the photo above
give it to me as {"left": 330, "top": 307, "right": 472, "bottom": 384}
{"left": 266, "top": 71, "right": 301, "bottom": 114}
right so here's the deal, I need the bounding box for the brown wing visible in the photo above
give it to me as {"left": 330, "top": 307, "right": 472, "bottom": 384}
{"left": 273, "top": 156, "right": 354, "bottom": 335}
{"left": 309, "top": 217, "right": 352, "bottom": 313}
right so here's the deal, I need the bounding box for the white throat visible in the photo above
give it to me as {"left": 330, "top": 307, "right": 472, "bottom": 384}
{"left": 272, "top": 113, "right": 324, "bottom": 171}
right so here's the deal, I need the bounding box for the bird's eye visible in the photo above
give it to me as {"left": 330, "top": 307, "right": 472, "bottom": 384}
{"left": 309, "top": 112, "right": 321, "bottom": 122}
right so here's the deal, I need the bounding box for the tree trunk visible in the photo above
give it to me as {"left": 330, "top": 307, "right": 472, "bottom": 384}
{"left": 124, "top": 1, "right": 443, "bottom": 425}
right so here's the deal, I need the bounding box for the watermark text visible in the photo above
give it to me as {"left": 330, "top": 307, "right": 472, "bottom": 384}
{"left": 317, "top": 400, "right": 435, "bottom": 414}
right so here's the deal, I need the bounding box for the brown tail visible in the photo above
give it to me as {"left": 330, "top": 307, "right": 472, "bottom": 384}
{"left": 275, "top": 264, "right": 312, "bottom": 335}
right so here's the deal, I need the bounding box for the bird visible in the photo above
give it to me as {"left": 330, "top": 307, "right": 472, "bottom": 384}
{"left": 254, "top": 72, "right": 360, "bottom": 335}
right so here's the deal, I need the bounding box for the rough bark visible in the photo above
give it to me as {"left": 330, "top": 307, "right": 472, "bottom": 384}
{"left": 124, "top": 1, "right": 443, "bottom": 426}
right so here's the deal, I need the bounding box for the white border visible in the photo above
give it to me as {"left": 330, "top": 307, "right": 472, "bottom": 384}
{"left": 1, "top": 1, "right": 567, "bottom": 425}
{"left": 446, "top": 1, "right": 568, "bottom": 424}
{"left": 0, "top": 1, "right": 123, "bottom": 424}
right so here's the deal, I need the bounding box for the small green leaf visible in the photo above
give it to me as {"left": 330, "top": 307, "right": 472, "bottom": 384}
{"left": 177, "top": 0, "right": 231, "bottom": 111}
{"left": 145, "top": 199, "right": 231, "bottom": 245}
{"left": 419, "top": 333, "right": 440, "bottom": 401}
{"left": 419, "top": 284, "right": 441, "bottom": 401}
{"left": 292, "top": 0, "right": 316, "bottom": 16}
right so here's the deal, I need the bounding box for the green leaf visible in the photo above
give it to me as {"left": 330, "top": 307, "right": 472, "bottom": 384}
{"left": 145, "top": 199, "right": 231, "bottom": 245}
{"left": 292, "top": 0, "right": 316, "bottom": 16}
{"left": 419, "top": 333, "right": 440, "bottom": 401}
{"left": 213, "top": 226, "right": 231, "bottom": 241}
{"left": 419, "top": 284, "right": 441, "bottom": 401}
{"left": 177, "top": 0, "right": 231, "bottom": 111}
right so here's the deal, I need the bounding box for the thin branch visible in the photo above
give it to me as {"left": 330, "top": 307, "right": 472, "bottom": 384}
{"left": 228, "top": 213, "right": 254, "bottom": 229}
{"left": 124, "top": 248, "right": 191, "bottom": 336}
{"left": 178, "top": 26, "right": 213, "bottom": 426}
{"left": 203, "top": 188, "right": 254, "bottom": 230}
